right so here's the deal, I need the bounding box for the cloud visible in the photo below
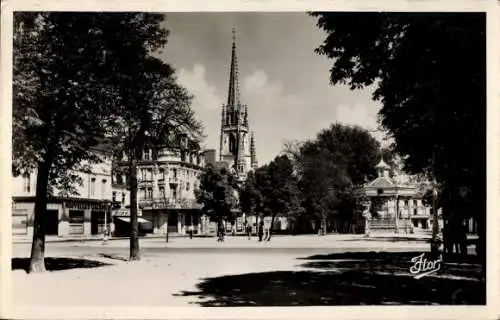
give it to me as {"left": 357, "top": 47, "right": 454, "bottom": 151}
{"left": 177, "top": 64, "right": 223, "bottom": 150}
{"left": 335, "top": 103, "right": 379, "bottom": 130}
{"left": 177, "top": 64, "right": 223, "bottom": 111}
{"left": 242, "top": 70, "right": 327, "bottom": 164}
{"left": 243, "top": 69, "right": 283, "bottom": 96}
{"left": 335, "top": 102, "right": 393, "bottom": 147}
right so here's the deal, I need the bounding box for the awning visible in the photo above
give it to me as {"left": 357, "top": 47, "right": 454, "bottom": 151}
{"left": 117, "top": 217, "right": 151, "bottom": 223}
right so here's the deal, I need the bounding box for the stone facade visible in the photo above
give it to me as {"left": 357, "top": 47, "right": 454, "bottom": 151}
{"left": 113, "top": 142, "right": 206, "bottom": 236}
{"left": 12, "top": 146, "right": 115, "bottom": 238}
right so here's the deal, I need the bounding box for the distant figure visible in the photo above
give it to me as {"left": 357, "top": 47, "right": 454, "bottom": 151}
{"left": 217, "top": 221, "right": 225, "bottom": 242}
{"left": 443, "top": 224, "right": 453, "bottom": 255}
{"left": 246, "top": 222, "right": 252, "bottom": 240}
{"left": 264, "top": 226, "right": 271, "bottom": 241}
{"left": 258, "top": 220, "right": 264, "bottom": 242}
{"left": 459, "top": 221, "right": 468, "bottom": 256}
{"left": 187, "top": 225, "right": 193, "bottom": 239}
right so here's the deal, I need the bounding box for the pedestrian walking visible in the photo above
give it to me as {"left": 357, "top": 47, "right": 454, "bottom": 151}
{"left": 217, "top": 221, "right": 225, "bottom": 242}
{"left": 188, "top": 225, "right": 193, "bottom": 239}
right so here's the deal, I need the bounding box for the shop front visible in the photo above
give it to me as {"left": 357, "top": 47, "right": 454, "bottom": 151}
{"left": 12, "top": 196, "right": 114, "bottom": 238}
{"left": 112, "top": 208, "right": 153, "bottom": 237}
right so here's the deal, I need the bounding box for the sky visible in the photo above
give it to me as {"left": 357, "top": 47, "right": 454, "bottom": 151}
{"left": 159, "top": 13, "right": 388, "bottom": 165}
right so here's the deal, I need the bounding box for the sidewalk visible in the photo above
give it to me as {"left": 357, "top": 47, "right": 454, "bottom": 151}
{"left": 12, "top": 233, "right": 201, "bottom": 244}
{"left": 53, "top": 234, "right": 432, "bottom": 251}
{"left": 13, "top": 230, "right": 449, "bottom": 244}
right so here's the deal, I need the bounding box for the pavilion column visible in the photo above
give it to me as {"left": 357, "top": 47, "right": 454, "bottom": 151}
{"left": 363, "top": 200, "right": 371, "bottom": 237}
{"left": 394, "top": 196, "right": 399, "bottom": 234}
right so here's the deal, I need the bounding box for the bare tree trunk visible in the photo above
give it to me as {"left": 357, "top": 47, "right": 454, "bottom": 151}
{"left": 29, "top": 161, "right": 50, "bottom": 273}
{"left": 321, "top": 215, "right": 327, "bottom": 235}
{"left": 129, "top": 157, "right": 140, "bottom": 261}
{"left": 267, "top": 214, "right": 276, "bottom": 241}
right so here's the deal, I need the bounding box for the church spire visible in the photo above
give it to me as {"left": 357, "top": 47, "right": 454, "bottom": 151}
{"left": 227, "top": 27, "right": 240, "bottom": 107}
{"left": 250, "top": 132, "right": 258, "bottom": 168}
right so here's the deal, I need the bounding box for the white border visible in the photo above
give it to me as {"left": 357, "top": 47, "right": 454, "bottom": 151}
{"left": 1, "top": 1, "right": 499, "bottom": 319}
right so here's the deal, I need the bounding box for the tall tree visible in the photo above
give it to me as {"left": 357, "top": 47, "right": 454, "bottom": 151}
{"left": 312, "top": 12, "right": 486, "bottom": 264}
{"left": 195, "top": 165, "right": 239, "bottom": 233}
{"left": 257, "top": 155, "right": 302, "bottom": 241}
{"left": 296, "top": 123, "right": 380, "bottom": 234}
{"left": 239, "top": 170, "right": 262, "bottom": 221}
{"left": 108, "top": 54, "right": 203, "bottom": 260}
{"left": 12, "top": 12, "right": 151, "bottom": 272}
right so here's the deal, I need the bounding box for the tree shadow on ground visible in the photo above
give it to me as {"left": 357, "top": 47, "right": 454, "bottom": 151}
{"left": 299, "top": 251, "right": 483, "bottom": 281}
{"left": 175, "top": 251, "right": 485, "bottom": 306}
{"left": 340, "top": 237, "right": 430, "bottom": 243}
{"left": 12, "top": 257, "right": 112, "bottom": 273}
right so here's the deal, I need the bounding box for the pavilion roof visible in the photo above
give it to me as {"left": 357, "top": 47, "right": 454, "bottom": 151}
{"left": 366, "top": 176, "right": 395, "bottom": 189}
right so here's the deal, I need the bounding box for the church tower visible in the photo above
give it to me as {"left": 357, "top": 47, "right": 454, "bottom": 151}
{"left": 219, "top": 28, "right": 256, "bottom": 180}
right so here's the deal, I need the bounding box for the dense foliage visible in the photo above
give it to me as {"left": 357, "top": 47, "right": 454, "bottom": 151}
{"left": 13, "top": 12, "right": 200, "bottom": 269}
{"left": 312, "top": 12, "right": 486, "bottom": 260}
{"left": 296, "top": 123, "right": 381, "bottom": 233}
{"left": 195, "top": 165, "right": 239, "bottom": 226}
{"left": 239, "top": 155, "right": 302, "bottom": 239}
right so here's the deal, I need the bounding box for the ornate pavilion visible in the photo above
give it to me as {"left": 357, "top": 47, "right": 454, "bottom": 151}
{"left": 356, "top": 158, "right": 433, "bottom": 235}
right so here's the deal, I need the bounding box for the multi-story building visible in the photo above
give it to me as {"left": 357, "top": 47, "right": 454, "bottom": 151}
{"left": 113, "top": 134, "right": 207, "bottom": 236}
{"left": 12, "top": 144, "right": 115, "bottom": 238}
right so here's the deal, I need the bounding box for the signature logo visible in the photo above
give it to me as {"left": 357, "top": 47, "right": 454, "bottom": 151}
{"left": 410, "top": 253, "right": 442, "bottom": 279}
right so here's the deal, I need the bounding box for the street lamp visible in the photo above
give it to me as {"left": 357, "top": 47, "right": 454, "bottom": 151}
{"left": 103, "top": 200, "right": 111, "bottom": 245}
{"left": 430, "top": 184, "right": 440, "bottom": 254}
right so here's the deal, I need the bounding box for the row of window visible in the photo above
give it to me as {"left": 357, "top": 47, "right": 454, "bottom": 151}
{"left": 137, "top": 167, "right": 199, "bottom": 183}
{"left": 89, "top": 177, "right": 108, "bottom": 198}
{"left": 142, "top": 149, "right": 203, "bottom": 165}
{"left": 138, "top": 187, "right": 173, "bottom": 200}
{"left": 112, "top": 191, "right": 127, "bottom": 204}
{"left": 22, "top": 174, "right": 109, "bottom": 198}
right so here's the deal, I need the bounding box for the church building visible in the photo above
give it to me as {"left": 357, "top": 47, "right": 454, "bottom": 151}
{"left": 218, "top": 29, "right": 258, "bottom": 182}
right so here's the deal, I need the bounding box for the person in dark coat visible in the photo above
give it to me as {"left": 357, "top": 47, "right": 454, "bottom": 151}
{"left": 247, "top": 223, "right": 252, "bottom": 240}
{"left": 258, "top": 219, "right": 264, "bottom": 242}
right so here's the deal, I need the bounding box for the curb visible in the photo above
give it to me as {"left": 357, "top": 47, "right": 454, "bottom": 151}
{"left": 13, "top": 234, "right": 196, "bottom": 244}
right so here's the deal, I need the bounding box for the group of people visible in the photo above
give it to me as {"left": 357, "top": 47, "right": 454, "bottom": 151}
{"left": 441, "top": 219, "right": 469, "bottom": 256}
{"left": 216, "top": 219, "right": 271, "bottom": 242}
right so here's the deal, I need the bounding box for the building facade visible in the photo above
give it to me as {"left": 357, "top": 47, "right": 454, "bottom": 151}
{"left": 12, "top": 146, "right": 115, "bottom": 239}
{"left": 113, "top": 137, "right": 207, "bottom": 236}
{"left": 219, "top": 29, "right": 258, "bottom": 181}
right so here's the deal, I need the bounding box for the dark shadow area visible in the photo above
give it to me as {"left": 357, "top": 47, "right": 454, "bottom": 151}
{"left": 299, "top": 251, "right": 482, "bottom": 281}
{"left": 12, "top": 257, "right": 112, "bottom": 273}
{"left": 175, "top": 251, "right": 485, "bottom": 306}
{"left": 97, "top": 253, "right": 129, "bottom": 261}
{"left": 340, "top": 237, "right": 431, "bottom": 243}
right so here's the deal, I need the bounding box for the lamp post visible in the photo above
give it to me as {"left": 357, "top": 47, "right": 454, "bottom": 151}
{"left": 430, "top": 184, "right": 440, "bottom": 254}
{"left": 395, "top": 192, "right": 400, "bottom": 234}
{"left": 103, "top": 200, "right": 110, "bottom": 245}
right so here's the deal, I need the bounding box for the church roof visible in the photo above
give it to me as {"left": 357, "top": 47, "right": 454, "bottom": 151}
{"left": 226, "top": 28, "right": 241, "bottom": 107}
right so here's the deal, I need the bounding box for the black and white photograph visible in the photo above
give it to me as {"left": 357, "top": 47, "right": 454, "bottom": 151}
{"left": 1, "top": 1, "right": 499, "bottom": 319}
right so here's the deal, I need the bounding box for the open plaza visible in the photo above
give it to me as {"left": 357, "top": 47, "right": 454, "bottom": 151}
{"left": 11, "top": 234, "right": 484, "bottom": 310}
